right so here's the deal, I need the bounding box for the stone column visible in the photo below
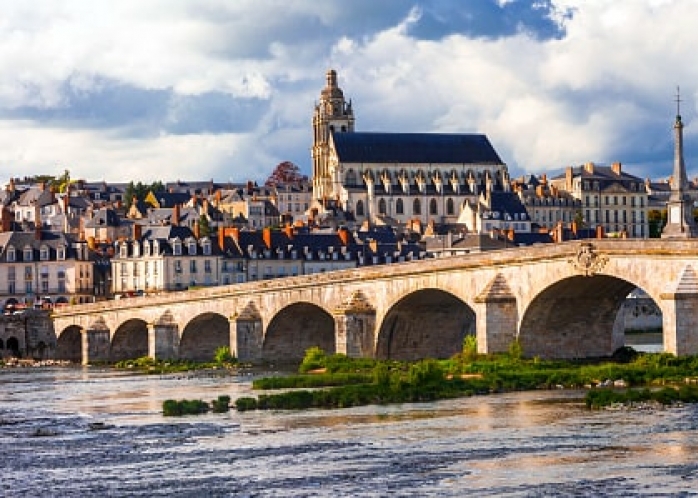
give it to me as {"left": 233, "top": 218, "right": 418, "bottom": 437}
{"left": 81, "top": 327, "right": 111, "bottom": 365}
{"left": 231, "top": 302, "right": 263, "bottom": 362}
{"left": 474, "top": 274, "right": 518, "bottom": 354}
{"left": 333, "top": 291, "right": 376, "bottom": 358}
{"left": 148, "top": 322, "right": 179, "bottom": 360}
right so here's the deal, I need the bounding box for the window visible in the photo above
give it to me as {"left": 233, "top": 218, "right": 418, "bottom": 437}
{"left": 413, "top": 199, "right": 421, "bottom": 215}
{"left": 24, "top": 266, "right": 33, "bottom": 281}
{"left": 356, "top": 200, "right": 364, "bottom": 216}
{"left": 429, "top": 199, "right": 438, "bottom": 215}
{"left": 144, "top": 241, "right": 151, "bottom": 256}
{"left": 119, "top": 243, "right": 128, "bottom": 258}
{"left": 204, "top": 260, "right": 212, "bottom": 273}
{"left": 57, "top": 245, "right": 65, "bottom": 260}
{"left": 40, "top": 245, "right": 49, "bottom": 261}
{"left": 189, "top": 260, "right": 197, "bottom": 273}
{"left": 446, "top": 198, "right": 455, "bottom": 215}
{"left": 172, "top": 240, "right": 182, "bottom": 256}
{"left": 133, "top": 241, "right": 140, "bottom": 257}
{"left": 174, "top": 260, "right": 182, "bottom": 273}
{"left": 378, "top": 198, "right": 387, "bottom": 215}
{"left": 188, "top": 241, "right": 197, "bottom": 255}
{"left": 23, "top": 247, "right": 33, "bottom": 262}
{"left": 396, "top": 198, "right": 404, "bottom": 215}
{"left": 6, "top": 247, "right": 15, "bottom": 262}
{"left": 202, "top": 240, "right": 211, "bottom": 256}
{"left": 8, "top": 267, "right": 15, "bottom": 281}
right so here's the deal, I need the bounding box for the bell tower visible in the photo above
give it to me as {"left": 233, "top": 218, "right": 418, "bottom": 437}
{"left": 312, "top": 69, "right": 354, "bottom": 201}
{"left": 662, "top": 86, "right": 698, "bottom": 238}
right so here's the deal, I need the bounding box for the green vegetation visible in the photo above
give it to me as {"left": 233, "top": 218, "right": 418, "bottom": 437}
{"left": 214, "top": 346, "right": 237, "bottom": 366}
{"left": 162, "top": 395, "right": 231, "bottom": 416}
{"left": 586, "top": 385, "right": 698, "bottom": 409}
{"left": 115, "top": 352, "right": 239, "bottom": 375}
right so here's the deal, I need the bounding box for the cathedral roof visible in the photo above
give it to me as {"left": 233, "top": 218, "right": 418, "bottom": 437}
{"left": 331, "top": 132, "right": 504, "bottom": 165}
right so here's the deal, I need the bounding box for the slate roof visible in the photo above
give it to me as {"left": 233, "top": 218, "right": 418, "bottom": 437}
{"left": 331, "top": 132, "right": 504, "bottom": 165}
{"left": 0, "top": 231, "right": 77, "bottom": 263}
{"left": 84, "top": 208, "right": 122, "bottom": 228}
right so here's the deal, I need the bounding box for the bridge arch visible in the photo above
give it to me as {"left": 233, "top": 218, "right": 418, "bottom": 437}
{"left": 179, "top": 312, "right": 230, "bottom": 361}
{"left": 263, "top": 302, "right": 335, "bottom": 363}
{"left": 56, "top": 325, "right": 82, "bottom": 362}
{"left": 519, "top": 274, "right": 659, "bottom": 359}
{"left": 111, "top": 319, "right": 149, "bottom": 361}
{"left": 376, "top": 288, "right": 475, "bottom": 360}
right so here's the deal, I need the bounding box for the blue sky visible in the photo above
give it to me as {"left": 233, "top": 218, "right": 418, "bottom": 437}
{"left": 0, "top": 0, "right": 696, "bottom": 185}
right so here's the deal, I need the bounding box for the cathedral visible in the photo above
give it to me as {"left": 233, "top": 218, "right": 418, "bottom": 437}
{"left": 311, "top": 69, "right": 513, "bottom": 227}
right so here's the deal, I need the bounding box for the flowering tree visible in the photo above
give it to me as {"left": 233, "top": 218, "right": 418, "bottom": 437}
{"left": 265, "top": 161, "right": 307, "bottom": 186}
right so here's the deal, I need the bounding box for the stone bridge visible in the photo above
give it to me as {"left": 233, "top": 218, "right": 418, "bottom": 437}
{"left": 51, "top": 240, "right": 698, "bottom": 364}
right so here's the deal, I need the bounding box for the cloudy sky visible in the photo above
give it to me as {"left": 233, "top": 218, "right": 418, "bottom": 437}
{"left": 0, "top": 0, "right": 696, "bottom": 185}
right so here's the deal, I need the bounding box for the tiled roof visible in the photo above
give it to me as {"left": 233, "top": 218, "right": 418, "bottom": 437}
{"left": 331, "top": 132, "right": 504, "bottom": 165}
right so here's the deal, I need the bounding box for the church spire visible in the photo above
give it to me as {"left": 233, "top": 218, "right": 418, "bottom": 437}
{"left": 662, "top": 86, "right": 698, "bottom": 238}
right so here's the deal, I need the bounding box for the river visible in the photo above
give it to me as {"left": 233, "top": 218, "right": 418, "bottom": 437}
{"left": 1, "top": 367, "right": 697, "bottom": 497}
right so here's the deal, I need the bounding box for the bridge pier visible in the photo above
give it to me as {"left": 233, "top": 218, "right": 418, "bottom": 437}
{"left": 475, "top": 274, "right": 518, "bottom": 355}
{"left": 661, "top": 266, "right": 698, "bottom": 356}
{"left": 231, "top": 307, "right": 263, "bottom": 362}
{"left": 334, "top": 291, "right": 376, "bottom": 358}
{"left": 82, "top": 327, "right": 111, "bottom": 365}
{"left": 148, "top": 323, "right": 179, "bottom": 360}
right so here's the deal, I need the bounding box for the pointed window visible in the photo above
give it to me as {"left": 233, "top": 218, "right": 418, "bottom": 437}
{"left": 446, "top": 198, "right": 455, "bottom": 215}
{"left": 396, "top": 198, "right": 404, "bottom": 215}
{"left": 413, "top": 199, "right": 421, "bottom": 215}
{"left": 356, "top": 200, "right": 365, "bottom": 216}
{"left": 378, "top": 198, "right": 387, "bottom": 215}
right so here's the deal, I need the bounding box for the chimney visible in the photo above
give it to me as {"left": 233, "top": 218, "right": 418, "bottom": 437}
{"left": 611, "top": 162, "right": 622, "bottom": 176}
{"left": 535, "top": 185, "right": 544, "bottom": 197}
{"left": 584, "top": 162, "right": 595, "bottom": 174}
{"left": 40, "top": 181, "right": 46, "bottom": 191}
{"left": 338, "top": 227, "right": 349, "bottom": 246}
{"left": 218, "top": 227, "right": 225, "bottom": 250}
{"left": 193, "top": 220, "right": 200, "bottom": 239}
{"left": 263, "top": 227, "right": 272, "bottom": 249}
{"left": 133, "top": 223, "right": 142, "bottom": 240}
{"left": 571, "top": 220, "right": 578, "bottom": 236}
{"left": 1, "top": 207, "right": 11, "bottom": 232}
{"left": 596, "top": 225, "right": 605, "bottom": 239}
{"left": 507, "top": 228, "right": 515, "bottom": 241}
{"left": 172, "top": 204, "right": 180, "bottom": 226}
{"left": 215, "top": 189, "right": 221, "bottom": 207}
{"left": 541, "top": 174, "right": 547, "bottom": 184}
{"left": 63, "top": 194, "right": 69, "bottom": 215}
{"left": 565, "top": 167, "right": 573, "bottom": 191}
{"left": 369, "top": 239, "right": 378, "bottom": 254}
{"left": 283, "top": 223, "right": 294, "bottom": 240}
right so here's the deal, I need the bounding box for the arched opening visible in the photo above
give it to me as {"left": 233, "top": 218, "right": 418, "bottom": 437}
{"left": 264, "top": 303, "right": 335, "bottom": 363}
{"left": 0, "top": 338, "right": 4, "bottom": 350}
{"left": 56, "top": 326, "right": 82, "bottom": 362}
{"left": 6, "top": 337, "right": 20, "bottom": 357}
{"left": 179, "top": 313, "right": 229, "bottom": 362}
{"left": 446, "top": 198, "right": 455, "bottom": 215}
{"left": 619, "top": 288, "right": 663, "bottom": 353}
{"left": 356, "top": 200, "right": 365, "bottom": 217}
{"left": 378, "top": 198, "right": 387, "bottom": 215}
{"left": 396, "top": 198, "right": 404, "bottom": 215}
{"left": 111, "top": 319, "right": 149, "bottom": 361}
{"left": 413, "top": 198, "right": 421, "bottom": 215}
{"left": 429, "top": 198, "right": 438, "bottom": 215}
{"left": 376, "top": 289, "right": 475, "bottom": 361}
{"left": 519, "top": 276, "right": 661, "bottom": 359}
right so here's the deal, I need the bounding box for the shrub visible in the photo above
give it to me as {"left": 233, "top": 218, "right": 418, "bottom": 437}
{"left": 235, "top": 397, "right": 258, "bottom": 411}
{"left": 211, "top": 395, "right": 231, "bottom": 413}
{"left": 162, "top": 398, "right": 210, "bottom": 416}
{"left": 214, "top": 347, "right": 236, "bottom": 365}
{"left": 463, "top": 335, "right": 478, "bottom": 361}
{"left": 299, "top": 347, "right": 326, "bottom": 373}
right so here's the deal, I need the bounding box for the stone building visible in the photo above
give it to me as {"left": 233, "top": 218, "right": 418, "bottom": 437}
{"left": 311, "top": 69, "right": 511, "bottom": 228}
{"left": 550, "top": 162, "right": 649, "bottom": 238}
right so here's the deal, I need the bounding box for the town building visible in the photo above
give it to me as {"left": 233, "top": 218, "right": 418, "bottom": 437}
{"left": 549, "top": 162, "right": 649, "bottom": 238}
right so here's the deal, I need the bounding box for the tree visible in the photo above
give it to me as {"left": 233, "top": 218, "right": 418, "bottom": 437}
{"left": 198, "top": 215, "right": 211, "bottom": 238}
{"left": 648, "top": 209, "right": 667, "bottom": 238}
{"left": 265, "top": 161, "right": 307, "bottom": 186}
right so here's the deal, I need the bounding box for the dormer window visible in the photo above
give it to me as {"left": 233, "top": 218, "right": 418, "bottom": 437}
{"left": 172, "top": 239, "right": 182, "bottom": 256}
{"left": 23, "top": 246, "right": 33, "bottom": 262}
{"left": 119, "top": 242, "right": 128, "bottom": 258}
{"left": 188, "top": 241, "right": 197, "bottom": 255}
{"left": 133, "top": 241, "right": 140, "bottom": 257}
{"left": 57, "top": 245, "right": 65, "bottom": 261}
{"left": 40, "top": 245, "right": 49, "bottom": 261}
{"left": 144, "top": 240, "right": 151, "bottom": 257}
{"left": 6, "top": 246, "right": 15, "bottom": 262}
{"left": 202, "top": 239, "right": 211, "bottom": 256}
{"left": 153, "top": 240, "right": 160, "bottom": 254}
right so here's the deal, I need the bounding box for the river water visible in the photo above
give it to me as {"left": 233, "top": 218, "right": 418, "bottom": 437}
{"left": 1, "top": 367, "right": 697, "bottom": 497}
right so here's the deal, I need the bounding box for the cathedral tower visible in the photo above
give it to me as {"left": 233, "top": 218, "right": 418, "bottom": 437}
{"left": 662, "top": 87, "right": 698, "bottom": 238}
{"left": 312, "top": 69, "right": 354, "bottom": 200}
